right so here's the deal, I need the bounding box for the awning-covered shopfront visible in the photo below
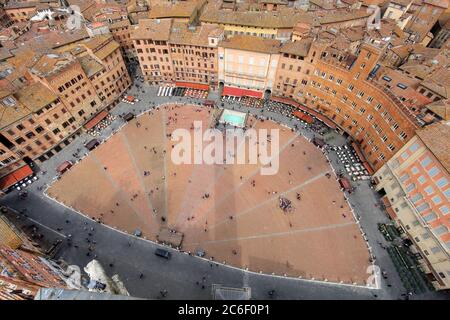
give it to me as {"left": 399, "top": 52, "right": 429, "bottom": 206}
{"left": 382, "top": 196, "right": 397, "bottom": 219}
{"left": 350, "top": 142, "right": 375, "bottom": 175}
{"left": 222, "top": 86, "right": 263, "bottom": 98}
{"left": 271, "top": 96, "right": 337, "bottom": 129}
{"left": 338, "top": 177, "right": 352, "bottom": 191}
{"left": 292, "top": 110, "right": 314, "bottom": 124}
{"left": 0, "top": 165, "right": 33, "bottom": 191}
{"left": 175, "top": 81, "right": 209, "bottom": 91}
{"left": 84, "top": 111, "right": 109, "bottom": 131}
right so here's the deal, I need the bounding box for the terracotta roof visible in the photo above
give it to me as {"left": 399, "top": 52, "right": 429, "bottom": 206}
{"left": 258, "top": 0, "right": 288, "bottom": 4}
{"left": 78, "top": 55, "right": 104, "bottom": 78}
{"left": 0, "top": 95, "right": 31, "bottom": 130}
{"left": 148, "top": 1, "right": 199, "bottom": 19}
{"left": 4, "top": 1, "right": 38, "bottom": 9}
{"left": 279, "top": 38, "right": 312, "bottom": 57}
{"left": 92, "top": 40, "right": 120, "bottom": 60}
{"left": 318, "top": 9, "right": 371, "bottom": 25}
{"left": 169, "top": 22, "right": 223, "bottom": 47}
{"left": 425, "top": 99, "right": 450, "bottom": 120}
{"left": 14, "top": 82, "right": 58, "bottom": 112}
{"left": 420, "top": 80, "right": 449, "bottom": 99}
{"left": 201, "top": 7, "right": 315, "bottom": 29}
{"left": 109, "top": 19, "right": 130, "bottom": 29}
{"left": 416, "top": 121, "right": 450, "bottom": 173}
{"left": 423, "top": 0, "right": 449, "bottom": 9}
{"left": 219, "top": 35, "right": 281, "bottom": 54}
{"left": 131, "top": 18, "right": 172, "bottom": 41}
{"left": 31, "top": 52, "right": 74, "bottom": 77}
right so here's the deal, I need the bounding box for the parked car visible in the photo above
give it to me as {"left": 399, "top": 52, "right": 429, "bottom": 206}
{"left": 154, "top": 248, "right": 171, "bottom": 260}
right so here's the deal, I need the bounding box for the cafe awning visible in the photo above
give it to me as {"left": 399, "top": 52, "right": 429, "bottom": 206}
{"left": 362, "top": 161, "right": 375, "bottom": 176}
{"left": 203, "top": 99, "right": 215, "bottom": 106}
{"left": 271, "top": 96, "right": 336, "bottom": 129}
{"left": 312, "top": 137, "right": 326, "bottom": 148}
{"left": 56, "top": 161, "right": 73, "bottom": 174}
{"left": 84, "top": 111, "right": 109, "bottom": 131}
{"left": 0, "top": 165, "right": 33, "bottom": 191}
{"left": 292, "top": 110, "right": 314, "bottom": 124}
{"left": 222, "top": 86, "right": 263, "bottom": 98}
{"left": 338, "top": 177, "right": 352, "bottom": 191}
{"left": 382, "top": 196, "right": 397, "bottom": 219}
{"left": 175, "top": 81, "right": 209, "bottom": 91}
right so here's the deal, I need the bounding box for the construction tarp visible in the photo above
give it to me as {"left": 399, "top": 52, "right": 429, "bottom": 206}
{"left": 175, "top": 81, "right": 209, "bottom": 91}
{"left": 0, "top": 165, "right": 33, "bottom": 190}
{"left": 222, "top": 86, "right": 263, "bottom": 98}
{"left": 84, "top": 111, "right": 108, "bottom": 131}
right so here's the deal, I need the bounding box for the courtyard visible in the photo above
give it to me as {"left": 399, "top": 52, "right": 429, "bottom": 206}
{"left": 47, "top": 104, "right": 371, "bottom": 285}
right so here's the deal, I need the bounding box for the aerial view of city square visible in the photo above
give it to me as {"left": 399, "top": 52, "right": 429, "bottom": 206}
{"left": 0, "top": 0, "right": 449, "bottom": 307}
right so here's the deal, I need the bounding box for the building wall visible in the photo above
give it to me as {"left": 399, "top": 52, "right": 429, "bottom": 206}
{"left": 170, "top": 43, "right": 218, "bottom": 87}
{"left": 304, "top": 43, "right": 418, "bottom": 170}
{"left": 134, "top": 39, "right": 173, "bottom": 84}
{"left": 89, "top": 47, "right": 131, "bottom": 107}
{"left": 0, "top": 98, "right": 75, "bottom": 167}
{"left": 0, "top": 8, "right": 14, "bottom": 28}
{"left": 374, "top": 136, "right": 450, "bottom": 290}
{"left": 218, "top": 47, "right": 279, "bottom": 92}
{"left": 0, "top": 244, "right": 67, "bottom": 289}
{"left": 405, "top": 2, "right": 446, "bottom": 42}
{"left": 273, "top": 51, "right": 314, "bottom": 100}
{"left": 203, "top": 22, "right": 280, "bottom": 40}
{"left": 36, "top": 62, "right": 103, "bottom": 125}
{"left": 383, "top": 2, "right": 410, "bottom": 21}
{"left": 429, "top": 27, "right": 450, "bottom": 49}
{"left": 4, "top": 6, "right": 36, "bottom": 24}
{"left": 110, "top": 23, "right": 136, "bottom": 60}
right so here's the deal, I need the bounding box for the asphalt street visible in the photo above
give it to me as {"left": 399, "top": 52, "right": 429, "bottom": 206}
{"left": 1, "top": 79, "right": 447, "bottom": 300}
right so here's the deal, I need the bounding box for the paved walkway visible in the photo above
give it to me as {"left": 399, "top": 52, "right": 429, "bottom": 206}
{"left": 2, "top": 79, "right": 447, "bottom": 300}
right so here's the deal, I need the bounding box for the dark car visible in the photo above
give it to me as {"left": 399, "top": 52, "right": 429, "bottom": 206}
{"left": 155, "top": 248, "right": 171, "bottom": 260}
{"left": 85, "top": 139, "right": 100, "bottom": 151}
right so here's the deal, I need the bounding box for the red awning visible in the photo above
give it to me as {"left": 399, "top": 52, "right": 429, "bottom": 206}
{"left": 84, "top": 111, "right": 109, "bottom": 131}
{"left": 362, "top": 161, "right": 375, "bottom": 175}
{"left": 175, "top": 82, "right": 209, "bottom": 91}
{"left": 222, "top": 86, "right": 263, "bottom": 98}
{"left": 125, "top": 95, "right": 135, "bottom": 102}
{"left": 292, "top": 110, "right": 314, "bottom": 124}
{"left": 0, "top": 165, "right": 33, "bottom": 190}
{"left": 56, "top": 161, "right": 73, "bottom": 174}
{"left": 382, "top": 196, "right": 397, "bottom": 219}
{"left": 203, "top": 99, "right": 215, "bottom": 106}
{"left": 385, "top": 206, "right": 397, "bottom": 220}
{"left": 271, "top": 96, "right": 336, "bottom": 129}
{"left": 351, "top": 142, "right": 365, "bottom": 161}
{"left": 338, "top": 177, "right": 352, "bottom": 191}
